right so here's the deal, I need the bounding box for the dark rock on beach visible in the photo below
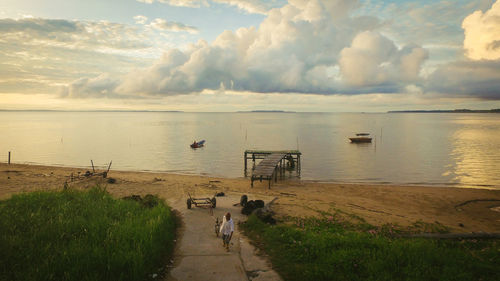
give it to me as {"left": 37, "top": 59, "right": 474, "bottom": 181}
{"left": 241, "top": 200, "right": 256, "bottom": 215}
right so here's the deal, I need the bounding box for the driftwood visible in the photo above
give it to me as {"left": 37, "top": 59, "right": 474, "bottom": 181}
{"left": 252, "top": 197, "right": 279, "bottom": 224}
{"left": 263, "top": 197, "right": 278, "bottom": 212}
{"left": 404, "top": 232, "right": 500, "bottom": 239}
{"left": 67, "top": 160, "right": 112, "bottom": 182}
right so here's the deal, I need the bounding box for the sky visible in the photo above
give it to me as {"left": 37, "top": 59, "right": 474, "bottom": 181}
{"left": 1, "top": 0, "right": 500, "bottom": 112}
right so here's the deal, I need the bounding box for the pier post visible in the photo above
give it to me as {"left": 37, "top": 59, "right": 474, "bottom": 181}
{"left": 244, "top": 152, "right": 247, "bottom": 173}
{"left": 274, "top": 166, "right": 277, "bottom": 183}
{"left": 297, "top": 155, "right": 301, "bottom": 174}
{"left": 8, "top": 151, "right": 11, "bottom": 165}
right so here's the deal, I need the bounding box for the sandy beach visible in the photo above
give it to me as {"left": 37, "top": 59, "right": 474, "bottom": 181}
{"left": 1, "top": 163, "right": 500, "bottom": 233}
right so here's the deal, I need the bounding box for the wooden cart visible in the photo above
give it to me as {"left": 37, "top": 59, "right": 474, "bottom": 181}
{"left": 186, "top": 193, "right": 216, "bottom": 209}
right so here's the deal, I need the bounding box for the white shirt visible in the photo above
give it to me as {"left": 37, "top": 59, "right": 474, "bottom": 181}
{"left": 220, "top": 217, "right": 234, "bottom": 235}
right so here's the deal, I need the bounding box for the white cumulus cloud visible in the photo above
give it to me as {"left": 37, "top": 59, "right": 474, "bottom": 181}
{"left": 65, "top": 0, "right": 431, "bottom": 98}
{"left": 339, "top": 31, "right": 428, "bottom": 88}
{"left": 462, "top": 0, "right": 500, "bottom": 60}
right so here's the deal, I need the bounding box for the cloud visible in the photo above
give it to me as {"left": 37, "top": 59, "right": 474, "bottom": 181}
{"left": 462, "top": 0, "right": 500, "bottom": 60}
{"left": 60, "top": 74, "right": 122, "bottom": 98}
{"left": 363, "top": 1, "right": 484, "bottom": 47}
{"left": 423, "top": 0, "right": 500, "bottom": 99}
{"left": 0, "top": 18, "right": 150, "bottom": 50}
{"left": 137, "top": 0, "right": 208, "bottom": 8}
{"left": 72, "top": 0, "right": 408, "bottom": 98}
{"left": 136, "top": 0, "right": 279, "bottom": 14}
{"left": 147, "top": 18, "right": 198, "bottom": 33}
{"left": 211, "top": 0, "right": 281, "bottom": 14}
{"left": 61, "top": 0, "right": 500, "bottom": 101}
{"left": 134, "top": 15, "right": 148, "bottom": 25}
{"left": 0, "top": 18, "right": 158, "bottom": 97}
{"left": 426, "top": 60, "right": 500, "bottom": 99}
{"left": 339, "top": 31, "right": 428, "bottom": 88}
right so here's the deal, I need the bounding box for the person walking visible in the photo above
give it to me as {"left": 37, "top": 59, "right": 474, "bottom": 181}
{"left": 220, "top": 212, "right": 234, "bottom": 251}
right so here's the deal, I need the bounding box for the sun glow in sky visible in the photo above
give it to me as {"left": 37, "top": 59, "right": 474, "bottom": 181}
{"left": 1, "top": 0, "right": 500, "bottom": 111}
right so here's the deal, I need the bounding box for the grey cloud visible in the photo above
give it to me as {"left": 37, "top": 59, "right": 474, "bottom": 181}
{"left": 0, "top": 18, "right": 151, "bottom": 50}
{"left": 60, "top": 74, "right": 122, "bottom": 98}
{"left": 488, "top": 40, "right": 500, "bottom": 50}
{"left": 0, "top": 18, "right": 78, "bottom": 34}
{"left": 426, "top": 60, "right": 500, "bottom": 99}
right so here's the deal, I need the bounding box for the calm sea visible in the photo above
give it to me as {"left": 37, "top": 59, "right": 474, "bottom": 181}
{"left": 1, "top": 111, "right": 499, "bottom": 189}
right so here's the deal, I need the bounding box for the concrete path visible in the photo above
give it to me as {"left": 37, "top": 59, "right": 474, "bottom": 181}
{"left": 165, "top": 193, "right": 282, "bottom": 281}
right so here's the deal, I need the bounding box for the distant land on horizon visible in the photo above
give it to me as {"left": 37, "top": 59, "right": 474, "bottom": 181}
{"left": 2, "top": 109, "right": 500, "bottom": 114}
{"left": 388, "top": 109, "right": 500, "bottom": 113}
{"left": 0, "top": 109, "right": 184, "bottom": 113}
{"left": 237, "top": 110, "right": 296, "bottom": 113}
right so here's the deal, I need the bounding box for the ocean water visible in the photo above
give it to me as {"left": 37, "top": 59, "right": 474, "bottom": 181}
{"left": 1, "top": 111, "right": 499, "bottom": 189}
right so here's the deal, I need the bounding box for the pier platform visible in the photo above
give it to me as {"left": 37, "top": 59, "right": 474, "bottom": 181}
{"left": 244, "top": 150, "right": 301, "bottom": 188}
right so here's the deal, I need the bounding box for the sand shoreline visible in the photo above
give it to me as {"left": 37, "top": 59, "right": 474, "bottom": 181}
{"left": 1, "top": 162, "right": 500, "bottom": 233}
{"left": 9, "top": 160, "right": 500, "bottom": 191}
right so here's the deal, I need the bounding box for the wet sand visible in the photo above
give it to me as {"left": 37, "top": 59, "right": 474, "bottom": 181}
{"left": 1, "top": 163, "right": 500, "bottom": 233}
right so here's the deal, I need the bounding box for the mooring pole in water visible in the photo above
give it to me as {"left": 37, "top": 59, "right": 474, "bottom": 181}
{"left": 8, "top": 151, "right": 11, "bottom": 164}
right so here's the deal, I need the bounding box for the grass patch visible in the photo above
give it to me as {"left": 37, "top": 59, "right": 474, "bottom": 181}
{"left": 0, "top": 187, "right": 176, "bottom": 281}
{"left": 242, "top": 214, "right": 499, "bottom": 281}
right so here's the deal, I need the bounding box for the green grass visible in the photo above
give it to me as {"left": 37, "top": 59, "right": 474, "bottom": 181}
{"left": 242, "top": 214, "right": 499, "bottom": 281}
{"left": 0, "top": 187, "right": 176, "bottom": 281}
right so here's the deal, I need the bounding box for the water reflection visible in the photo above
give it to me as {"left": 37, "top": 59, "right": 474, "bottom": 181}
{"left": 450, "top": 118, "right": 500, "bottom": 188}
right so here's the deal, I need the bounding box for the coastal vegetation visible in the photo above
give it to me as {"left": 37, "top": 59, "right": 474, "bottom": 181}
{"left": 388, "top": 108, "right": 500, "bottom": 113}
{"left": 241, "top": 211, "right": 499, "bottom": 281}
{"left": 0, "top": 187, "right": 176, "bottom": 281}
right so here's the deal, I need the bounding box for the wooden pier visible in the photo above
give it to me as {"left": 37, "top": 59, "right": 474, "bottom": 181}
{"left": 244, "top": 150, "right": 301, "bottom": 188}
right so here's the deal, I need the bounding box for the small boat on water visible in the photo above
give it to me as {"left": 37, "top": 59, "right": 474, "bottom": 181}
{"left": 349, "top": 133, "right": 372, "bottom": 143}
{"left": 190, "top": 140, "right": 206, "bottom": 148}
